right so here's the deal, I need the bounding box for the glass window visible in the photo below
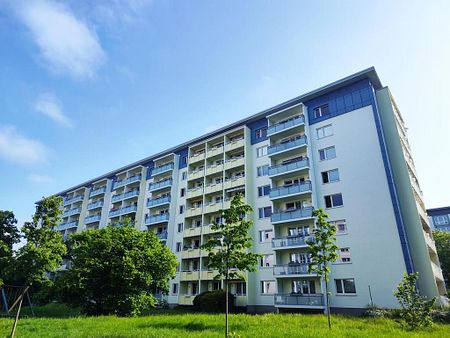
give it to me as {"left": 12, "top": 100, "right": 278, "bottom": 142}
{"left": 259, "top": 229, "right": 273, "bottom": 242}
{"left": 335, "top": 279, "right": 356, "bottom": 294}
{"left": 316, "top": 124, "right": 333, "bottom": 139}
{"left": 258, "top": 185, "right": 271, "bottom": 197}
{"left": 313, "top": 104, "right": 330, "bottom": 118}
{"left": 255, "top": 127, "right": 267, "bottom": 139}
{"left": 319, "top": 146, "right": 336, "bottom": 161}
{"left": 172, "top": 283, "right": 178, "bottom": 294}
{"left": 176, "top": 242, "right": 182, "bottom": 252}
{"left": 330, "top": 220, "right": 347, "bottom": 234}
{"left": 177, "top": 223, "right": 184, "bottom": 232}
{"left": 261, "top": 281, "right": 276, "bottom": 294}
{"left": 324, "top": 193, "right": 343, "bottom": 208}
{"left": 180, "top": 188, "right": 186, "bottom": 197}
{"left": 435, "top": 215, "right": 449, "bottom": 225}
{"left": 258, "top": 206, "right": 272, "bottom": 218}
{"left": 338, "top": 247, "right": 351, "bottom": 262}
{"left": 182, "top": 172, "right": 187, "bottom": 180}
{"left": 260, "top": 254, "right": 274, "bottom": 267}
{"left": 257, "top": 146, "right": 268, "bottom": 158}
{"left": 256, "top": 165, "right": 269, "bottom": 177}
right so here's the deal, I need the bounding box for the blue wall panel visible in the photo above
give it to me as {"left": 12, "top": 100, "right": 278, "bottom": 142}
{"left": 176, "top": 148, "right": 189, "bottom": 169}
{"left": 247, "top": 118, "right": 268, "bottom": 145}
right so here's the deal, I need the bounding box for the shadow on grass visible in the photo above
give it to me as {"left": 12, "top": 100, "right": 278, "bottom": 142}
{"left": 137, "top": 319, "right": 244, "bottom": 332}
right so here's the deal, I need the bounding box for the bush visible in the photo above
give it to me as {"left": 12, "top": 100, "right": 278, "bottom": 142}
{"left": 193, "top": 290, "right": 235, "bottom": 313}
{"left": 431, "top": 308, "right": 450, "bottom": 324}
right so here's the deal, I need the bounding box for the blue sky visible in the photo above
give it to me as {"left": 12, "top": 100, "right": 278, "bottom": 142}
{"left": 0, "top": 0, "right": 449, "bottom": 226}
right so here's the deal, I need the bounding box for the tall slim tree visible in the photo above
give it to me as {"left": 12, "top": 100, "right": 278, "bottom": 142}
{"left": 201, "top": 194, "right": 261, "bottom": 338}
{"left": 432, "top": 230, "right": 450, "bottom": 285}
{"left": 307, "top": 208, "right": 338, "bottom": 329}
{"left": 0, "top": 210, "right": 21, "bottom": 284}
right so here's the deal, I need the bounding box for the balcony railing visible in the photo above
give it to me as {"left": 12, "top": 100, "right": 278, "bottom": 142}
{"left": 271, "top": 207, "right": 313, "bottom": 223}
{"left": 270, "top": 181, "right": 312, "bottom": 199}
{"left": 87, "top": 200, "right": 104, "bottom": 210}
{"left": 56, "top": 221, "right": 78, "bottom": 231}
{"left": 111, "top": 189, "right": 140, "bottom": 203}
{"left": 63, "top": 195, "right": 84, "bottom": 205}
{"left": 268, "top": 158, "right": 309, "bottom": 177}
{"left": 147, "top": 195, "right": 171, "bottom": 208}
{"left": 85, "top": 215, "right": 101, "bottom": 224}
{"left": 274, "top": 293, "right": 324, "bottom": 307}
{"left": 273, "top": 263, "right": 310, "bottom": 276}
{"left": 151, "top": 162, "right": 174, "bottom": 176}
{"left": 145, "top": 213, "right": 170, "bottom": 225}
{"left": 63, "top": 207, "right": 81, "bottom": 217}
{"left": 113, "top": 175, "right": 142, "bottom": 190}
{"left": 272, "top": 235, "right": 313, "bottom": 249}
{"left": 155, "top": 231, "right": 168, "bottom": 240}
{"left": 108, "top": 205, "right": 138, "bottom": 218}
{"left": 268, "top": 136, "right": 307, "bottom": 156}
{"left": 149, "top": 179, "right": 172, "bottom": 192}
{"left": 89, "top": 186, "right": 106, "bottom": 197}
{"left": 267, "top": 115, "right": 305, "bottom": 136}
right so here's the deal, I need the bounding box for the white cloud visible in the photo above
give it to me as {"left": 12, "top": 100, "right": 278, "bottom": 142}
{"left": 16, "top": 0, "right": 105, "bottom": 79}
{"left": 35, "top": 92, "right": 72, "bottom": 128}
{"left": 0, "top": 125, "right": 48, "bottom": 165}
{"left": 28, "top": 173, "right": 53, "bottom": 184}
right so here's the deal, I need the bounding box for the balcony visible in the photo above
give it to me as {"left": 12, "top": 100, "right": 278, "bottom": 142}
{"left": 147, "top": 195, "right": 171, "bottom": 208}
{"left": 179, "top": 295, "right": 196, "bottom": 305}
{"left": 63, "top": 195, "right": 84, "bottom": 206}
{"left": 56, "top": 221, "right": 78, "bottom": 231}
{"left": 189, "top": 152, "right": 205, "bottom": 164}
{"left": 272, "top": 235, "right": 313, "bottom": 249}
{"left": 206, "top": 164, "right": 223, "bottom": 176}
{"left": 87, "top": 200, "right": 104, "bottom": 210}
{"left": 268, "top": 158, "right": 309, "bottom": 178}
{"left": 204, "top": 183, "right": 223, "bottom": 195}
{"left": 200, "top": 270, "right": 217, "bottom": 280}
{"left": 151, "top": 162, "right": 174, "bottom": 176}
{"left": 224, "top": 157, "right": 245, "bottom": 170}
{"left": 156, "top": 231, "right": 168, "bottom": 240}
{"left": 111, "top": 189, "right": 140, "bottom": 203}
{"left": 85, "top": 215, "right": 101, "bottom": 224}
{"left": 187, "top": 186, "right": 204, "bottom": 199}
{"left": 268, "top": 136, "right": 307, "bottom": 157}
{"left": 424, "top": 232, "right": 437, "bottom": 254}
{"left": 207, "top": 146, "right": 224, "bottom": 158}
{"left": 204, "top": 202, "right": 222, "bottom": 214}
{"left": 149, "top": 179, "right": 172, "bottom": 192}
{"left": 108, "top": 205, "right": 138, "bottom": 218}
{"left": 273, "top": 263, "right": 312, "bottom": 276}
{"left": 188, "top": 169, "right": 204, "bottom": 181}
{"left": 274, "top": 293, "right": 324, "bottom": 308}
{"left": 145, "top": 213, "right": 170, "bottom": 225}
{"left": 63, "top": 207, "right": 81, "bottom": 217}
{"left": 271, "top": 207, "right": 314, "bottom": 224}
{"left": 225, "top": 137, "right": 245, "bottom": 152}
{"left": 89, "top": 187, "right": 106, "bottom": 197}
{"left": 270, "top": 181, "right": 312, "bottom": 200}
{"left": 186, "top": 206, "right": 203, "bottom": 218}
{"left": 224, "top": 176, "right": 245, "bottom": 190}
{"left": 267, "top": 115, "right": 305, "bottom": 136}
{"left": 180, "top": 270, "right": 200, "bottom": 281}
{"left": 181, "top": 248, "right": 205, "bottom": 259}
{"left": 113, "top": 174, "right": 142, "bottom": 190}
{"left": 184, "top": 226, "right": 202, "bottom": 237}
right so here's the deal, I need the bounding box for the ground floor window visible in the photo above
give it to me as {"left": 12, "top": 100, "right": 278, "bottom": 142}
{"left": 260, "top": 280, "right": 276, "bottom": 294}
{"left": 335, "top": 278, "right": 356, "bottom": 294}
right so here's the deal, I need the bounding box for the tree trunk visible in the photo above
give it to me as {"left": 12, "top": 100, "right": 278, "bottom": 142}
{"left": 325, "top": 272, "right": 331, "bottom": 329}
{"left": 225, "top": 278, "right": 229, "bottom": 338}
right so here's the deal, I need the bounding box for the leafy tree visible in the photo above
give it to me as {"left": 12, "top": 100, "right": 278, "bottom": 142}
{"left": 59, "top": 218, "right": 177, "bottom": 316}
{"left": 8, "top": 196, "right": 66, "bottom": 286}
{"left": 394, "top": 272, "right": 435, "bottom": 329}
{"left": 0, "top": 210, "right": 21, "bottom": 284}
{"left": 432, "top": 230, "right": 450, "bottom": 286}
{"left": 307, "top": 208, "right": 338, "bottom": 329}
{"left": 201, "top": 194, "right": 261, "bottom": 337}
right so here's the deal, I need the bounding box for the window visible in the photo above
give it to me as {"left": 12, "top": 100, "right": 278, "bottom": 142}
{"left": 177, "top": 223, "right": 184, "bottom": 233}
{"left": 324, "top": 193, "right": 344, "bottom": 208}
{"left": 195, "top": 219, "right": 202, "bottom": 227}
{"left": 256, "top": 165, "right": 269, "bottom": 177}
{"left": 180, "top": 188, "right": 186, "bottom": 197}
{"left": 292, "top": 280, "right": 316, "bottom": 294}
{"left": 313, "top": 104, "right": 330, "bottom": 118}
{"left": 258, "top": 185, "right": 271, "bottom": 197}
{"left": 212, "top": 281, "right": 221, "bottom": 291}
{"left": 179, "top": 205, "right": 185, "bottom": 214}
{"left": 176, "top": 242, "right": 182, "bottom": 252}
{"left": 319, "top": 146, "right": 336, "bottom": 160}
{"left": 182, "top": 156, "right": 188, "bottom": 165}
{"left": 288, "top": 225, "right": 310, "bottom": 237}
{"left": 260, "top": 281, "right": 276, "bottom": 294}
{"left": 335, "top": 278, "right": 356, "bottom": 294}
{"left": 290, "top": 252, "right": 310, "bottom": 264}
{"left": 338, "top": 248, "right": 351, "bottom": 263}
{"left": 255, "top": 127, "right": 267, "bottom": 139}
{"left": 256, "top": 146, "right": 268, "bottom": 158}
{"left": 258, "top": 206, "right": 272, "bottom": 219}
{"left": 191, "top": 283, "right": 198, "bottom": 295}
{"left": 260, "top": 254, "right": 274, "bottom": 267}
{"left": 434, "top": 215, "right": 449, "bottom": 225}
{"left": 172, "top": 283, "right": 178, "bottom": 294}
{"left": 182, "top": 172, "right": 187, "bottom": 180}
{"left": 234, "top": 282, "right": 246, "bottom": 295}
{"left": 321, "top": 169, "right": 340, "bottom": 183}
{"left": 316, "top": 124, "right": 333, "bottom": 139}
{"left": 259, "top": 229, "right": 273, "bottom": 243}
{"left": 214, "top": 216, "right": 223, "bottom": 224}
{"left": 330, "top": 220, "right": 347, "bottom": 234}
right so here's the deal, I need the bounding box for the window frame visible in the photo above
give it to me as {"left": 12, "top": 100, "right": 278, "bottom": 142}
{"left": 316, "top": 124, "right": 333, "bottom": 139}
{"left": 324, "top": 193, "right": 344, "bottom": 208}
{"left": 335, "top": 278, "right": 356, "bottom": 295}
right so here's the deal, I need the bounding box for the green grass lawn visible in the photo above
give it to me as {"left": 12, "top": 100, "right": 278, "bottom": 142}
{"left": 1, "top": 304, "right": 449, "bottom": 338}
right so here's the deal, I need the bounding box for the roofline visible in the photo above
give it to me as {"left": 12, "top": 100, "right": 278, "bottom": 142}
{"left": 52, "top": 66, "right": 381, "bottom": 196}
{"left": 426, "top": 207, "right": 450, "bottom": 214}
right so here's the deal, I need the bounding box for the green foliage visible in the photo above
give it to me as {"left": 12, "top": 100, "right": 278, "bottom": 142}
{"left": 0, "top": 210, "right": 21, "bottom": 284}
{"left": 59, "top": 221, "right": 177, "bottom": 316}
{"left": 432, "top": 230, "right": 450, "bottom": 285}
{"left": 201, "top": 194, "right": 261, "bottom": 281}
{"left": 193, "top": 290, "right": 235, "bottom": 313}
{"left": 394, "top": 272, "right": 436, "bottom": 329}
{"left": 6, "top": 196, "right": 66, "bottom": 287}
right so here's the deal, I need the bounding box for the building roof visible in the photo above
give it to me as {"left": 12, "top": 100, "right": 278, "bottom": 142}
{"left": 53, "top": 66, "right": 382, "bottom": 196}
{"left": 427, "top": 206, "right": 450, "bottom": 216}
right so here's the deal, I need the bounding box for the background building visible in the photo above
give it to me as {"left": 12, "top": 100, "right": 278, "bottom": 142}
{"left": 428, "top": 207, "right": 450, "bottom": 232}
{"left": 52, "top": 67, "right": 446, "bottom": 313}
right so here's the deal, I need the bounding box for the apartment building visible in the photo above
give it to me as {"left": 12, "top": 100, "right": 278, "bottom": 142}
{"left": 428, "top": 207, "right": 450, "bottom": 232}
{"left": 52, "top": 67, "right": 446, "bottom": 313}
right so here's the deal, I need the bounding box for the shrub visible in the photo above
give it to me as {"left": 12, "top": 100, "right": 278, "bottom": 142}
{"left": 431, "top": 308, "right": 450, "bottom": 324}
{"left": 193, "top": 290, "right": 235, "bottom": 313}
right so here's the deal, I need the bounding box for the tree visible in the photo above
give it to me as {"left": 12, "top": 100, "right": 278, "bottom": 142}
{"left": 394, "top": 272, "right": 435, "bottom": 329}
{"left": 201, "top": 194, "right": 261, "bottom": 337}
{"left": 59, "top": 218, "right": 178, "bottom": 316}
{"left": 0, "top": 210, "right": 21, "bottom": 284}
{"left": 8, "top": 196, "right": 67, "bottom": 287}
{"left": 307, "top": 208, "right": 338, "bottom": 329}
{"left": 432, "top": 230, "right": 450, "bottom": 286}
